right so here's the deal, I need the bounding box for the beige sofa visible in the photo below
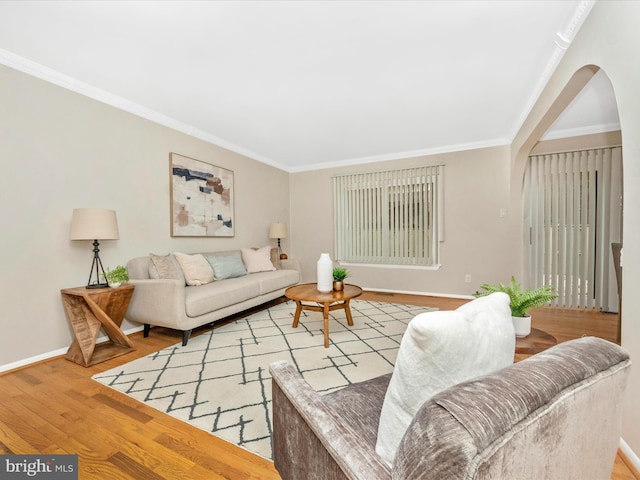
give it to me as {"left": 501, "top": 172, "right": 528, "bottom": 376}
{"left": 125, "top": 250, "right": 301, "bottom": 346}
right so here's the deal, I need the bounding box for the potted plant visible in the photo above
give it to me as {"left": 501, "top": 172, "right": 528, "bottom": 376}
{"left": 102, "top": 265, "right": 130, "bottom": 288}
{"left": 474, "top": 276, "right": 557, "bottom": 337}
{"left": 332, "top": 267, "right": 350, "bottom": 292}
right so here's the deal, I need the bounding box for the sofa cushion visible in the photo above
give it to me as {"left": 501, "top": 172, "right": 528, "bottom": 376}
{"left": 252, "top": 269, "right": 301, "bottom": 295}
{"left": 148, "top": 253, "right": 185, "bottom": 282}
{"left": 174, "top": 252, "right": 214, "bottom": 286}
{"left": 375, "top": 292, "right": 515, "bottom": 466}
{"left": 242, "top": 246, "right": 276, "bottom": 273}
{"left": 184, "top": 276, "right": 260, "bottom": 317}
{"left": 205, "top": 251, "right": 248, "bottom": 280}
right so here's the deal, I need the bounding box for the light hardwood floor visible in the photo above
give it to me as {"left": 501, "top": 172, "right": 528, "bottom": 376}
{"left": 0, "top": 292, "right": 636, "bottom": 479}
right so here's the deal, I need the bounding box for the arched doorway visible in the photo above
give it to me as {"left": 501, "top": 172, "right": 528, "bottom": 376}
{"left": 516, "top": 66, "right": 623, "bottom": 324}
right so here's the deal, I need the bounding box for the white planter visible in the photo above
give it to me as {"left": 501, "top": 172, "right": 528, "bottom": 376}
{"left": 316, "top": 253, "right": 333, "bottom": 293}
{"left": 513, "top": 315, "right": 531, "bottom": 338}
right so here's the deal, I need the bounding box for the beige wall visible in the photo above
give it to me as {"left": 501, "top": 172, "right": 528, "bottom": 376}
{"left": 290, "top": 145, "right": 520, "bottom": 297}
{"left": 510, "top": 1, "right": 640, "bottom": 461}
{"left": 0, "top": 64, "right": 290, "bottom": 368}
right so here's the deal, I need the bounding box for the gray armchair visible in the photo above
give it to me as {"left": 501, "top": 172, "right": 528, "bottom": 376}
{"left": 270, "top": 337, "right": 630, "bottom": 480}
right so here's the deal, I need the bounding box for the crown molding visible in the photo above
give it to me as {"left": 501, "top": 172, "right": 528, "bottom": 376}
{"left": 0, "top": 48, "right": 291, "bottom": 172}
{"left": 0, "top": 47, "right": 513, "bottom": 174}
{"left": 540, "top": 122, "right": 621, "bottom": 141}
{"left": 287, "top": 137, "right": 511, "bottom": 173}
{"left": 509, "top": 0, "right": 597, "bottom": 142}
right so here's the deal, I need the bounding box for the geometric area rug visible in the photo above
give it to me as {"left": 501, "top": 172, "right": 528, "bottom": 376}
{"left": 92, "top": 299, "right": 437, "bottom": 460}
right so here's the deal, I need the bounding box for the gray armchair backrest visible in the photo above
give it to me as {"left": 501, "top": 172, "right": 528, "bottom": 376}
{"left": 393, "top": 337, "right": 630, "bottom": 480}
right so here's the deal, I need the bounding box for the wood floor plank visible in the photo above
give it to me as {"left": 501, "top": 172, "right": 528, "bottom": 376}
{"left": 107, "top": 451, "right": 166, "bottom": 480}
{"left": 81, "top": 458, "right": 139, "bottom": 480}
{"left": 0, "top": 395, "right": 65, "bottom": 452}
{"left": 0, "top": 402, "right": 51, "bottom": 451}
{"left": 0, "top": 292, "right": 635, "bottom": 480}
{"left": 154, "top": 433, "right": 253, "bottom": 480}
{"left": 91, "top": 392, "right": 155, "bottom": 424}
{"left": 0, "top": 419, "right": 38, "bottom": 454}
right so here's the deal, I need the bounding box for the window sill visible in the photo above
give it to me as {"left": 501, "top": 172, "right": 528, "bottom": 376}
{"left": 337, "top": 262, "right": 442, "bottom": 271}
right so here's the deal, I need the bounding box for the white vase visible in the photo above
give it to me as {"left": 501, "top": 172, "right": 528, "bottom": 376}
{"left": 513, "top": 315, "right": 532, "bottom": 338}
{"left": 317, "top": 253, "right": 333, "bottom": 292}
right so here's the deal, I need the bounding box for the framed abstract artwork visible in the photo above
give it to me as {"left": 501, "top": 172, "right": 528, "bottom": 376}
{"left": 170, "top": 153, "right": 234, "bottom": 237}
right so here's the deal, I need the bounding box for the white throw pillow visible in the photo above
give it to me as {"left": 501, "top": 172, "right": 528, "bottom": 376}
{"left": 241, "top": 246, "right": 276, "bottom": 273}
{"left": 173, "top": 252, "right": 214, "bottom": 286}
{"left": 375, "top": 292, "right": 515, "bottom": 466}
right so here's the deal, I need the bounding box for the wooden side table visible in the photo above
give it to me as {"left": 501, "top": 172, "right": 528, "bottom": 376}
{"left": 61, "top": 284, "right": 135, "bottom": 367}
{"left": 515, "top": 328, "right": 557, "bottom": 355}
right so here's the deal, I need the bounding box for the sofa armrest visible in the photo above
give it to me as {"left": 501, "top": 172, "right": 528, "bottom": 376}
{"left": 125, "top": 278, "right": 187, "bottom": 328}
{"left": 270, "top": 361, "right": 390, "bottom": 480}
{"left": 280, "top": 258, "right": 301, "bottom": 273}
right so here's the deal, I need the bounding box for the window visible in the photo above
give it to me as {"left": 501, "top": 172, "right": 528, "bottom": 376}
{"left": 333, "top": 165, "right": 443, "bottom": 266}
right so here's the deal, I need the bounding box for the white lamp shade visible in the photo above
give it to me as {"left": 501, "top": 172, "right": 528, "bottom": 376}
{"left": 269, "top": 222, "right": 288, "bottom": 239}
{"left": 70, "top": 208, "right": 119, "bottom": 240}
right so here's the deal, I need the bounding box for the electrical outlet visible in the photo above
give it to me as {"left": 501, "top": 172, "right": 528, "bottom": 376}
{"left": 465, "top": 274, "right": 472, "bottom": 283}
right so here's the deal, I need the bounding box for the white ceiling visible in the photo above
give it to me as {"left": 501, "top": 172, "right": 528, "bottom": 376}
{"left": 0, "top": 1, "right": 620, "bottom": 172}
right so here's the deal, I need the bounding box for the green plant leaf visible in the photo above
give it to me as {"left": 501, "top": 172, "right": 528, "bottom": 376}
{"left": 473, "top": 276, "right": 557, "bottom": 317}
{"left": 102, "top": 265, "right": 130, "bottom": 283}
{"left": 332, "top": 267, "right": 349, "bottom": 281}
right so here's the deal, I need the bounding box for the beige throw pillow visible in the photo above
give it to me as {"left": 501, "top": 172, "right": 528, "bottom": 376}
{"left": 148, "top": 253, "right": 185, "bottom": 282}
{"left": 375, "top": 292, "right": 515, "bottom": 466}
{"left": 173, "top": 252, "right": 214, "bottom": 286}
{"left": 241, "top": 246, "right": 276, "bottom": 273}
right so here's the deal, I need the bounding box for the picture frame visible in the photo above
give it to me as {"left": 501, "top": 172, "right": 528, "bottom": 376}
{"left": 170, "top": 153, "right": 234, "bottom": 237}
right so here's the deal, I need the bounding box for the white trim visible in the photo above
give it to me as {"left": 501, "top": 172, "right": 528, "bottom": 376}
{"left": 289, "top": 137, "right": 510, "bottom": 173}
{"left": 339, "top": 262, "right": 441, "bottom": 271}
{"left": 0, "top": 48, "right": 513, "bottom": 175}
{"left": 509, "top": 0, "right": 596, "bottom": 142}
{"left": 0, "top": 346, "right": 69, "bottom": 374}
{"left": 540, "top": 123, "right": 621, "bottom": 141}
{"left": 620, "top": 438, "right": 640, "bottom": 475}
{"left": 0, "top": 48, "right": 289, "bottom": 172}
{"left": 363, "top": 287, "right": 474, "bottom": 300}
{"left": 0, "top": 325, "right": 144, "bottom": 374}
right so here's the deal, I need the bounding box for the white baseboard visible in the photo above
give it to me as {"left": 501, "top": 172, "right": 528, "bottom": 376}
{"left": 0, "top": 347, "right": 70, "bottom": 374}
{"left": 1, "top": 291, "right": 469, "bottom": 373}
{"left": 0, "top": 325, "right": 145, "bottom": 374}
{"left": 620, "top": 438, "right": 640, "bottom": 475}
{"left": 363, "top": 286, "right": 475, "bottom": 300}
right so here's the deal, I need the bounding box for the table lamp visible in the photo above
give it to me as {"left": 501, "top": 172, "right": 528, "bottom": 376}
{"left": 70, "top": 208, "right": 119, "bottom": 288}
{"left": 269, "top": 222, "right": 288, "bottom": 259}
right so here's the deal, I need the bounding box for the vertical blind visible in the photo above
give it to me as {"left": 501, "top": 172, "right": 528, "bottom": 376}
{"left": 525, "top": 147, "right": 622, "bottom": 310}
{"left": 333, "top": 165, "right": 442, "bottom": 266}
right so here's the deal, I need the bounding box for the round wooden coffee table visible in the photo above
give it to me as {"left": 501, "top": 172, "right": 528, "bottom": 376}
{"left": 285, "top": 283, "right": 363, "bottom": 348}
